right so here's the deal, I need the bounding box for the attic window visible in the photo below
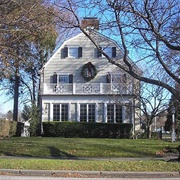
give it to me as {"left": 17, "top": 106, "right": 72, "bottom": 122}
{"left": 61, "top": 46, "right": 82, "bottom": 58}
{"left": 69, "top": 47, "right": 78, "bottom": 58}
{"left": 97, "top": 47, "right": 116, "bottom": 58}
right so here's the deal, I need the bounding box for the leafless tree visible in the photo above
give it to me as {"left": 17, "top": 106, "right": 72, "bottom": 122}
{"left": 50, "top": 0, "right": 180, "bottom": 102}
{"left": 137, "top": 83, "right": 169, "bottom": 139}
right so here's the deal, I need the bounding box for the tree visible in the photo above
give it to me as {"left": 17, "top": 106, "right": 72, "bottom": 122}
{"left": 137, "top": 83, "right": 169, "bottom": 139}
{"left": 165, "top": 88, "right": 180, "bottom": 139}
{"left": 51, "top": 0, "right": 180, "bottom": 102}
{"left": 6, "top": 110, "right": 13, "bottom": 120}
{"left": 0, "top": 0, "right": 73, "bottom": 122}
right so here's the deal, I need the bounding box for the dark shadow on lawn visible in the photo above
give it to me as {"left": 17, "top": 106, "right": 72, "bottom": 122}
{"left": 48, "top": 146, "right": 78, "bottom": 159}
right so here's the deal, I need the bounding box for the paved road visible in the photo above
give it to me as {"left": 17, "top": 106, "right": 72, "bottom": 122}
{"left": 0, "top": 176, "right": 180, "bottom": 180}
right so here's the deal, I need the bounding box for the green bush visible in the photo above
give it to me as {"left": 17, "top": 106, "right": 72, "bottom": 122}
{"left": 42, "top": 122, "right": 132, "bottom": 138}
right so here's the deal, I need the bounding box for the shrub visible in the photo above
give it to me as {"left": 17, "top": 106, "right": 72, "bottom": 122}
{"left": 42, "top": 121, "right": 132, "bottom": 138}
{"left": 0, "top": 120, "right": 10, "bottom": 138}
{"left": 9, "top": 121, "right": 17, "bottom": 137}
{"left": 0, "top": 120, "right": 18, "bottom": 138}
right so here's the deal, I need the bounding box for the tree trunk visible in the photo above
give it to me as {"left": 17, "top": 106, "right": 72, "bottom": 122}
{"left": 177, "top": 145, "right": 180, "bottom": 161}
{"left": 146, "top": 125, "right": 150, "bottom": 139}
{"left": 13, "top": 67, "right": 19, "bottom": 121}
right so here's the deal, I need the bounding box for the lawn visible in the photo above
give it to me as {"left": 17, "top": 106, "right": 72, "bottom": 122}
{"left": 0, "top": 137, "right": 178, "bottom": 158}
{"left": 0, "top": 137, "right": 179, "bottom": 172}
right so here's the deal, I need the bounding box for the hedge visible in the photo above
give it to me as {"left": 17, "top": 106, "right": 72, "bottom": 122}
{"left": 42, "top": 122, "right": 133, "bottom": 138}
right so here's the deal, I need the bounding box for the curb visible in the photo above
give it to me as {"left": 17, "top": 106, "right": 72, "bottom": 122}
{"left": 0, "top": 169, "right": 180, "bottom": 178}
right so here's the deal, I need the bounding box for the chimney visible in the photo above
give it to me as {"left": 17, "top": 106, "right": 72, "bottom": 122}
{"left": 81, "top": 17, "right": 99, "bottom": 30}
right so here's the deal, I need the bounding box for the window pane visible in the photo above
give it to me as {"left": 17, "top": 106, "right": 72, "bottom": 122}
{"left": 68, "top": 47, "right": 78, "bottom": 58}
{"left": 88, "top": 104, "right": 95, "bottom": 122}
{"left": 61, "top": 104, "right": 68, "bottom": 121}
{"left": 80, "top": 104, "right": 87, "bottom": 122}
{"left": 59, "top": 75, "right": 69, "bottom": 83}
{"left": 107, "top": 104, "right": 114, "bottom": 123}
{"left": 116, "top": 105, "right": 122, "bottom": 123}
{"left": 102, "top": 47, "right": 112, "bottom": 57}
{"left": 53, "top": 104, "right": 60, "bottom": 121}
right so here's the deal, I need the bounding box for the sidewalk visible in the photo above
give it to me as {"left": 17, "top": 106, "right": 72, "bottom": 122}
{"left": 0, "top": 169, "right": 180, "bottom": 178}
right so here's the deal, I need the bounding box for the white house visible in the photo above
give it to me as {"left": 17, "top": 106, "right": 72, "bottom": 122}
{"left": 39, "top": 18, "right": 141, "bottom": 134}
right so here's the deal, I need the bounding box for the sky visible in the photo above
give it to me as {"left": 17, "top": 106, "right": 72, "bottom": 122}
{"left": 0, "top": 94, "right": 13, "bottom": 114}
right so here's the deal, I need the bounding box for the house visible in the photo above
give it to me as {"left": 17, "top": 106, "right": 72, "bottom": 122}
{"left": 39, "top": 18, "right": 141, "bottom": 135}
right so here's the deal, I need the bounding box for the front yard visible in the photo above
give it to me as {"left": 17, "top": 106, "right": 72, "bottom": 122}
{"left": 0, "top": 137, "right": 179, "bottom": 172}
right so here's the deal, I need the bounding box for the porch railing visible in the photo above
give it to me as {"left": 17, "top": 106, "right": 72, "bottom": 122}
{"left": 42, "top": 83, "right": 134, "bottom": 95}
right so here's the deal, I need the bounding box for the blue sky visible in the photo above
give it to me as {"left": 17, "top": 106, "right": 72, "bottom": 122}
{"left": 0, "top": 93, "right": 13, "bottom": 114}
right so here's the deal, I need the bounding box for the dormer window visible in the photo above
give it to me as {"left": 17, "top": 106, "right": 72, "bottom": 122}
{"left": 61, "top": 46, "right": 82, "bottom": 59}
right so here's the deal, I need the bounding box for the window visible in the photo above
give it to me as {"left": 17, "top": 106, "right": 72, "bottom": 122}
{"left": 106, "top": 73, "right": 127, "bottom": 83}
{"left": 116, "top": 105, "right": 122, "bottom": 123}
{"left": 53, "top": 104, "right": 68, "bottom": 121}
{"left": 53, "top": 104, "right": 60, "bottom": 121}
{"left": 97, "top": 46, "right": 116, "bottom": 58}
{"left": 68, "top": 47, "right": 78, "bottom": 58}
{"left": 88, "top": 104, "right": 95, "bottom": 122}
{"left": 80, "top": 104, "right": 87, "bottom": 122}
{"left": 61, "top": 104, "right": 68, "bottom": 121}
{"left": 80, "top": 104, "right": 96, "bottom": 122}
{"left": 61, "top": 46, "right": 82, "bottom": 58}
{"left": 107, "top": 104, "right": 114, "bottom": 123}
{"left": 52, "top": 74, "right": 73, "bottom": 84}
{"left": 107, "top": 104, "right": 122, "bottom": 123}
{"left": 59, "top": 75, "right": 69, "bottom": 83}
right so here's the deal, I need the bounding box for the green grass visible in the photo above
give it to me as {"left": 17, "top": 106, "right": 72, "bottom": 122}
{"left": 0, "top": 158, "right": 179, "bottom": 172}
{"left": 0, "top": 137, "right": 179, "bottom": 158}
{"left": 0, "top": 137, "right": 179, "bottom": 172}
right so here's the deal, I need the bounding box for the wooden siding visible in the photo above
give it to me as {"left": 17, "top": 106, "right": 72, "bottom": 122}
{"left": 42, "top": 32, "right": 126, "bottom": 85}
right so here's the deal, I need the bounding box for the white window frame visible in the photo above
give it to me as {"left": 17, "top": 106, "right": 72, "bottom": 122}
{"left": 59, "top": 75, "right": 69, "bottom": 83}
{"left": 102, "top": 46, "right": 112, "bottom": 58}
{"left": 53, "top": 103, "right": 69, "bottom": 121}
{"left": 107, "top": 104, "right": 123, "bottom": 123}
{"left": 80, "top": 104, "right": 96, "bottom": 122}
{"left": 68, "top": 47, "right": 78, "bottom": 58}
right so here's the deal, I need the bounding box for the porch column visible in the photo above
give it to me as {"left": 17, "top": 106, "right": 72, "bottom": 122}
{"left": 50, "top": 103, "right": 53, "bottom": 121}
{"left": 95, "top": 103, "right": 98, "bottom": 122}
{"left": 73, "top": 83, "right": 76, "bottom": 94}
{"left": 68, "top": 103, "right": 71, "bottom": 121}
{"left": 77, "top": 103, "right": 80, "bottom": 122}
{"left": 122, "top": 105, "right": 126, "bottom": 123}
{"left": 104, "top": 103, "right": 107, "bottom": 123}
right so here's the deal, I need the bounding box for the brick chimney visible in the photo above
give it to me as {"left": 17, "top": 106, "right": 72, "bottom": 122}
{"left": 81, "top": 17, "right": 99, "bottom": 30}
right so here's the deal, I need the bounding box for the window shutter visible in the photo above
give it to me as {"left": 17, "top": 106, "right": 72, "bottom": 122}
{"left": 69, "top": 74, "right": 73, "bottom": 83}
{"left": 64, "top": 46, "right": 68, "bottom": 58}
{"left": 112, "top": 47, "right": 116, "bottom": 57}
{"left": 61, "top": 48, "right": 64, "bottom": 59}
{"left": 78, "top": 47, "right": 82, "bottom": 58}
{"left": 106, "top": 73, "right": 111, "bottom": 83}
{"left": 52, "top": 72, "right": 57, "bottom": 83}
{"left": 97, "top": 46, "right": 102, "bottom": 58}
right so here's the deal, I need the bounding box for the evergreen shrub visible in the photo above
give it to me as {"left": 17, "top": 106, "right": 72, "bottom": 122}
{"left": 42, "top": 121, "right": 132, "bottom": 138}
